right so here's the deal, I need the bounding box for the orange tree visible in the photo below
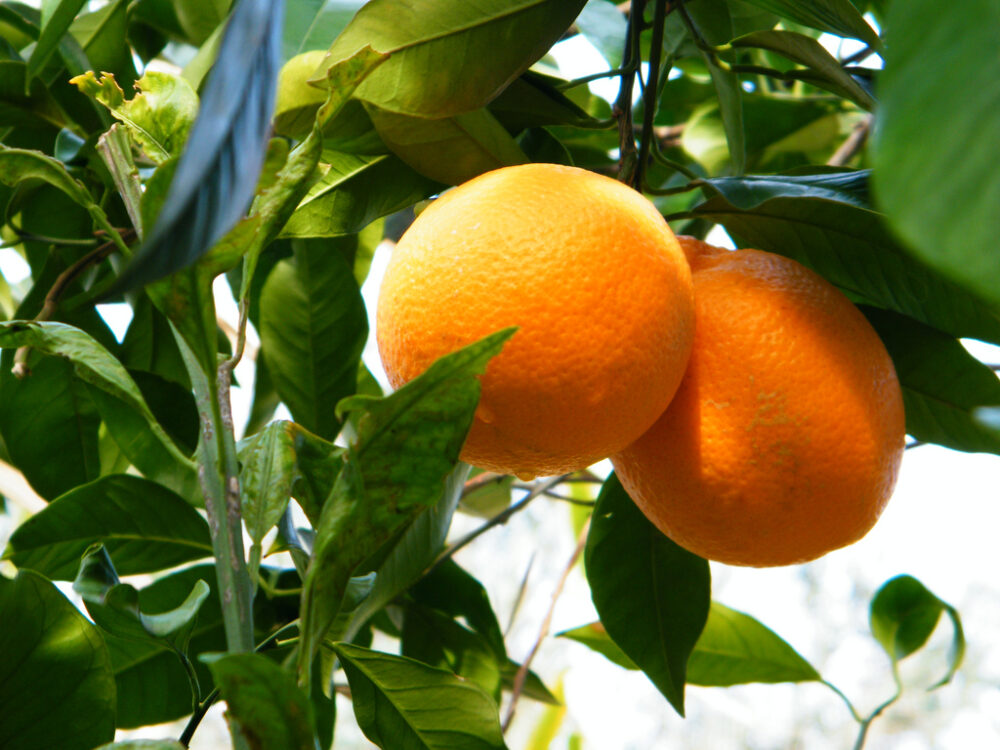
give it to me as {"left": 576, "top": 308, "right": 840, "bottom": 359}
{"left": 0, "top": 1, "right": 995, "bottom": 749}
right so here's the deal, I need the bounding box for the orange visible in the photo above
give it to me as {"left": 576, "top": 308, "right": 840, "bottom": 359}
{"left": 611, "top": 237, "right": 905, "bottom": 566}
{"left": 376, "top": 163, "right": 695, "bottom": 479}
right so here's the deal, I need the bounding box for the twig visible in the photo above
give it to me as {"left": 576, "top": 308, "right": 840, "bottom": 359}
{"left": 841, "top": 45, "right": 878, "bottom": 66}
{"left": 424, "top": 475, "right": 565, "bottom": 575}
{"left": 614, "top": 0, "right": 645, "bottom": 184}
{"left": 635, "top": 0, "right": 670, "bottom": 191}
{"left": 827, "top": 116, "right": 872, "bottom": 166}
{"left": 12, "top": 237, "right": 124, "bottom": 378}
{"left": 502, "top": 516, "right": 592, "bottom": 733}
{"left": 462, "top": 471, "right": 506, "bottom": 495}
{"left": 504, "top": 554, "right": 536, "bottom": 638}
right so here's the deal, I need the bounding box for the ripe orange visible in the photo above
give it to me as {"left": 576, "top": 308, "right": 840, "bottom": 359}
{"left": 376, "top": 163, "right": 695, "bottom": 479}
{"left": 611, "top": 237, "right": 905, "bottom": 566}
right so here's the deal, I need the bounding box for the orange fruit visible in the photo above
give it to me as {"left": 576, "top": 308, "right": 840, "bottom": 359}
{"left": 376, "top": 163, "right": 695, "bottom": 479}
{"left": 611, "top": 237, "right": 905, "bottom": 566}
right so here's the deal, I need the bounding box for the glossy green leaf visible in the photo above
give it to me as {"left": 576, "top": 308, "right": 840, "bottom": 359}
{"left": 561, "top": 602, "right": 819, "bottom": 687}
{"left": 870, "top": 575, "right": 965, "bottom": 687}
{"left": 74, "top": 544, "right": 210, "bottom": 645}
{"left": 686, "top": 603, "right": 820, "bottom": 686}
{"left": 864, "top": 308, "right": 1000, "bottom": 454}
{"left": 558, "top": 621, "right": 638, "bottom": 670}
{"left": 575, "top": 0, "right": 626, "bottom": 65}
{"left": 239, "top": 420, "right": 299, "bottom": 544}
{"left": 27, "top": 0, "right": 87, "bottom": 83}
{"left": 690, "top": 193, "right": 1000, "bottom": 345}
{"left": 0, "top": 354, "right": 101, "bottom": 499}
{"left": 298, "top": 330, "right": 513, "bottom": 677}
{"left": 71, "top": 70, "right": 197, "bottom": 164}
{"left": 411, "top": 559, "right": 506, "bottom": 659}
{"left": 325, "top": 0, "right": 586, "bottom": 118}
{"left": 70, "top": 0, "right": 137, "bottom": 88}
{"left": 703, "top": 168, "right": 869, "bottom": 209}
{"left": 0, "top": 320, "right": 198, "bottom": 496}
{"left": 367, "top": 105, "right": 528, "bottom": 185}
{"left": 208, "top": 654, "right": 316, "bottom": 750}
{"left": 0, "top": 60, "right": 72, "bottom": 130}
{"left": 339, "top": 463, "right": 470, "bottom": 642}
{"left": 738, "top": 0, "right": 880, "bottom": 48}
{"left": 106, "top": 564, "right": 299, "bottom": 728}
{"left": 0, "top": 569, "right": 115, "bottom": 750}
{"left": 488, "top": 72, "right": 596, "bottom": 133}
{"left": 287, "top": 421, "right": 344, "bottom": 525}
{"left": 871, "top": 0, "right": 1000, "bottom": 310}
{"left": 0, "top": 144, "right": 98, "bottom": 210}
{"left": 281, "top": 0, "right": 363, "bottom": 62}
{"left": 280, "top": 151, "right": 440, "bottom": 238}
{"left": 500, "top": 661, "right": 560, "bottom": 706}
{"left": 702, "top": 53, "right": 745, "bottom": 175}
{"left": 584, "top": 474, "right": 711, "bottom": 716}
{"left": 732, "top": 30, "right": 874, "bottom": 109}
{"left": 258, "top": 237, "right": 368, "bottom": 440}
{"left": 334, "top": 643, "right": 509, "bottom": 750}
{"left": 172, "top": 0, "right": 229, "bottom": 44}
{"left": 402, "top": 604, "right": 503, "bottom": 700}
{"left": 4, "top": 474, "right": 212, "bottom": 579}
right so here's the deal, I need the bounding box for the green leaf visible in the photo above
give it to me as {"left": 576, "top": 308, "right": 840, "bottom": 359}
{"left": 74, "top": 545, "right": 209, "bottom": 647}
{"left": 863, "top": 308, "right": 1000, "bottom": 454}
{"left": 325, "top": 0, "right": 586, "bottom": 118}
{"left": 732, "top": 30, "right": 875, "bottom": 109}
{"left": 70, "top": 0, "right": 137, "bottom": 88}
{"left": 4, "top": 474, "right": 212, "bottom": 580}
{"left": 106, "top": 564, "right": 299, "bottom": 728}
{"left": 459, "top": 472, "right": 514, "bottom": 518}
{"left": 281, "top": 0, "right": 363, "bottom": 62}
{"left": 334, "top": 643, "right": 509, "bottom": 750}
{"left": 690, "top": 193, "right": 1000, "bottom": 345}
{"left": 703, "top": 168, "right": 869, "bottom": 209}
{"left": 280, "top": 151, "right": 440, "bottom": 238}
{"left": 0, "top": 320, "right": 198, "bottom": 497}
{"left": 70, "top": 70, "right": 198, "bottom": 165}
{"left": 27, "top": 0, "right": 87, "bottom": 84}
{"left": 207, "top": 654, "right": 316, "bottom": 750}
{"left": 172, "top": 0, "right": 229, "bottom": 44}
{"left": 0, "top": 144, "right": 98, "bottom": 210}
{"left": 0, "top": 353, "right": 101, "bottom": 498}
{"left": 488, "top": 71, "right": 596, "bottom": 133}
{"left": 871, "top": 0, "right": 1000, "bottom": 310}
{"left": 258, "top": 237, "right": 368, "bottom": 440}
{"left": 339, "top": 463, "right": 470, "bottom": 642}
{"left": 584, "top": 474, "right": 711, "bottom": 716}
{"left": 558, "top": 621, "right": 638, "bottom": 670}
{"left": 870, "top": 575, "right": 965, "bottom": 687}
{"left": 298, "top": 330, "right": 514, "bottom": 677}
{"left": 575, "top": 0, "right": 626, "bottom": 65}
{"left": 238, "top": 420, "right": 299, "bottom": 545}
{"left": 402, "top": 604, "right": 503, "bottom": 700}
{"left": 0, "top": 60, "right": 73, "bottom": 130}
{"left": 738, "top": 0, "right": 880, "bottom": 48}
{"left": 410, "top": 559, "right": 507, "bottom": 660}
{"left": 561, "top": 602, "right": 820, "bottom": 687}
{"left": 94, "top": 742, "right": 185, "bottom": 750}
{"left": 500, "top": 661, "right": 560, "bottom": 706}
{"left": 367, "top": 105, "right": 528, "bottom": 185}
{"left": 702, "top": 53, "right": 745, "bottom": 175}
{"left": 0, "top": 569, "right": 115, "bottom": 750}
{"left": 287, "top": 422, "right": 344, "bottom": 526}
{"left": 687, "top": 603, "right": 820, "bottom": 686}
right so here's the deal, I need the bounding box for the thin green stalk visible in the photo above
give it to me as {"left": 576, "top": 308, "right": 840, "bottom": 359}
{"left": 176, "top": 334, "right": 255, "bottom": 654}
{"left": 635, "top": 0, "right": 669, "bottom": 192}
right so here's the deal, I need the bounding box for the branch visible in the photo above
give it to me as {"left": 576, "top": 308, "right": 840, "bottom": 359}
{"left": 614, "top": 0, "right": 646, "bottom": 185}
{"left": 12, "top": 237, "right": 125, "bottom": 378}
{"left": 501, "top": 516, "right": 591, "bottom": 732}
{"left": 827, "top": 115, "right": 872, "bottom": 166}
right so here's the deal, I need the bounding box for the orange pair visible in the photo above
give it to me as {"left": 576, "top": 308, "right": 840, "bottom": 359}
{"left": 376, "top": 164, "right": 904, "bottom": 567}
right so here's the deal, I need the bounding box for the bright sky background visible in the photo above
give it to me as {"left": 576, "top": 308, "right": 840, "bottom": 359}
{"left": 2, "top": 13, "right": 999, "bottom": 750}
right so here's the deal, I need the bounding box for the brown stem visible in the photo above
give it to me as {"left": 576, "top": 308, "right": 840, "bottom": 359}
{"left": 502, "top": 516, "right": 591, "bottom": 733}
{"left": 12, "top": 237, "right": 125, "bottom": 378}
{"left": 827, "top": 116, "right": 872, "bottom": 167}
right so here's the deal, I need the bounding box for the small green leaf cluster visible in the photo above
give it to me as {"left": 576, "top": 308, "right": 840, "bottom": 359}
{"left": 0, "top": 0, "right": 995, "bottom": 749}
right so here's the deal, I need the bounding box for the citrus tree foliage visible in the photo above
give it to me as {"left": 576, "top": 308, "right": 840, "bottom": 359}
{"left": 0, "top": 0, "right": 994, "bottom": 748}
